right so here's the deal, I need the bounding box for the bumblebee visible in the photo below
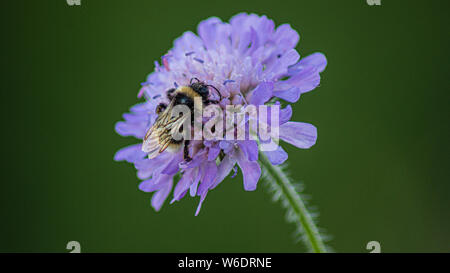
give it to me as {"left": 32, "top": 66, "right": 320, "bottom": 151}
{"left": 142, "top": 78, "right": 222, "bottom": 161}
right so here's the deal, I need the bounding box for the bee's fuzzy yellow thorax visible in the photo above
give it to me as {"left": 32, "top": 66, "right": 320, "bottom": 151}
{"left": 176, "top": 86, "right": 202, "bottom": 98}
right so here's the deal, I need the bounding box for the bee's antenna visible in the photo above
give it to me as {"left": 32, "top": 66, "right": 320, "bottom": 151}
{"left": 207, "top": 84, "right": 223, "bottom": 101}
{"left": 190, "top": 77, "right": 200, "bottom": 85}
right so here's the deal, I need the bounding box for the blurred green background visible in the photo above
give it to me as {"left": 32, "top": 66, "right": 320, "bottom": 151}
{"left": 1, "top": 0, "right": 449, "bottom": 253}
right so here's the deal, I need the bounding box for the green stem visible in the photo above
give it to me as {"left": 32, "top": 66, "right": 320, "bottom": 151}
{"left": 259, "top": 152, "right": 327, "bottom": 253}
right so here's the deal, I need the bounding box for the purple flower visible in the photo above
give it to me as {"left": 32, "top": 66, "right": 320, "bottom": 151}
{"left": 115, "top": 13, "right": 327, "bottom": 215}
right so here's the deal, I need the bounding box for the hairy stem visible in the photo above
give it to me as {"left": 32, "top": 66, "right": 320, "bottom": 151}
{"left": 259, "top": 152, "right": 327, "bottom": 253}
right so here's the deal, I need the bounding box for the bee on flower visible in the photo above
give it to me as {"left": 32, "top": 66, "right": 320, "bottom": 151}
{"left": 115, "top": 13, "right": 327, "bottom": 215}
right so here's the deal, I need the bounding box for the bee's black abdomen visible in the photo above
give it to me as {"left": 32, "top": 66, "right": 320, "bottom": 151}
{"left": 174, "top": 93, "right": 194, "bottom": 110}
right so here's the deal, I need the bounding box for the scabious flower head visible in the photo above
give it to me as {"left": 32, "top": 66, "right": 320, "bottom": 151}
{"left": 115, "top": 13, "right": 327, "bottom": 215}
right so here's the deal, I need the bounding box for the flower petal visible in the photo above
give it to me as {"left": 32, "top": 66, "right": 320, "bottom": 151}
{"left": 238, "top": 140, "right": 258, "bottom": 161}
{"left": 273, "top": 24, "right": 300, "bottom": 52}
{"left": 291, "top": 52, "right": 327, "bottom": 74}
{"left": 134, "top": 152, "right": 173, "bottom": 179}
{"left": 173, "top": 31, "right": 203, "bottom": 54}
{"left": 274, "top": 87, "right": 301, "bottom": 103}
{"left": 288, "top": 66, "right": 321, "bottom": 94}
{"left": 211, "top": 154, "right": 237, "bottom": 189}
{"left": 197, "top": 17, "right": 224, "bottom": 50}
{"left": 114, "top": 121, "right": 147, "bottom": 139}
{"left": 207, "top": 146, "right": 220, "bottom": 161}
{"left": 236, "top": 149, "right": 261, "bottom": 191}
{"left": 195, "top": 191, "right": 208, "bottom": 216}
{"left": 151, "top": 180, "right": 173, "bottom": 211}
{"left": 172, "top": 169, "right": 196, "bottom": 202}
{"left": 114, "top": 144, "right": 146, "bottom": 163}
{"left": 280, "top": 122, "right": 317, "bottom": 149}
{"left": 139, "top": 173, "right": 172, "bottom": 192}
{"left": 161, "top": 152, "right": 183, "bottom": 175}
{"left": 264, "top": 49, "right": 300, "bottom": 79}
{"left": 189, "top": 169, "right": 201, "bottom": 197}
{"left": 280, "top": 105, "right": 292, "bottom": 124}
{"left": 265, "top": 103, "right": 292, "bottom": 126}
{"left": 197, "top": 161, "right": 218, "bottom": 196}
{"left": 249, "top": 82, "right": 273, "bottom": 105}
{"left": 264, "top": 145, "right": 288, "bottom": 165}
{"left": 219, "top": 140, "right": 234, "bottom": 154}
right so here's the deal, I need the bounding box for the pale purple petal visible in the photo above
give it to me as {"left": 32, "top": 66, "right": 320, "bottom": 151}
{"left": 151, "top": 180, "right": 173, "bottom": 211}
{"left": 138, "top": 179, "right": 160, "bottom": 193}
{"left": 137, "top": 168, "right": 153, "bottom": 180}
{"left": 114, "top": 121, "right": 147, "bottom": 139}
{"left": 264, "top": 49, "right": 300, "bottom": 79}
{"left": 114, "top": 144, "right": 146, "bottom": 163}
{"left": 139, "top": 173, "right": 172, "bottom": 192}
{"left": 286, "top": 66, "right": 321, "bottom": 94}
{"left": 122, "top": 113, "right": 149, "bottom": 123}
{"left": 238, "top": 140, "right": 258, "bottom": 161}
{"left": 197, "top": 161, "right": 218, "bottom": 195}
{"left": 249, "top": 82, "right": 273, "bottom": 105}
{"left": 197, "top": 17, "right": 222, "bottom": 50}
{"left": 172, "top": 169, "right": 196, "bottom": 202}
{"left": 274, "top": 87, "right": 301, "bottom": 102}
{"left": 129, "top": 102, "right": 152, "bottom": 113}
{"left": 279, "top": 105, "right": 292, "bottom": 124}
{"left": 236, "top": 149, "right": 261, "bottom": 191}
{"left": 182, "top": 149, "right": 207, "bottom": 169}
{"left": 189, "top": 169, "right": 201, "bottom": 197}
{"left": 195, "top": 191, "right": 208, "bottom": 216}
{"left": 273, "top": 24, "right": 299, "bottom": 52}
{"left": 134, "top": 152, "right": 172, "bottom": 179}
{"left": 290, "top": 52, "right": 327, "bottom": 74}
{"left": 265, "top": 103, "right": 292, "bottom": 126}
{"left": 161, "top": 152, "right": 183, "bottom": 175}
{"left": 211, "top": 154, "right": 237, "bottom": 189}
{"left": 208, "top": 146, "right": 220, "bottom": 161}
{"left": 264, "top": 145, "right": 288, "bottom": 165}
{"left": 173, "top": 31, "right": 203, "bottom": 54}
{"left": 219, "top": 140, "right": 234, "bottom": 154}
{"left": 280, "top": 122, "right": 317, "bottom": 149}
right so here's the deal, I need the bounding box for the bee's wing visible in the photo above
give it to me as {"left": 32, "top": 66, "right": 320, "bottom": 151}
{"left": 142, "top": 100, "right": 187, "bottom": 159}
{"left": 142, "top": 101, "right": 173, "bottom": 156}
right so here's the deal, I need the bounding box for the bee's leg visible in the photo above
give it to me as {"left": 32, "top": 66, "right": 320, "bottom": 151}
{"left": 166, "top": 88, "right": 176, "bottom": 100}
{"left": 183, "top": 140, "right": 192, "bottom": 162}
{"left": 156, "top": 103, "right": 167, "bottom": 114}
{"left": 190, "top": 77, "right": 200, "bottom": 85}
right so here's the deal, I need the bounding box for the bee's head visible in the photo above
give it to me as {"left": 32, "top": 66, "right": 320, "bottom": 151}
{"left": 189, "top": 78, "right": 222, "bottom": 101}
{"left": 190, "top": 82, "right": 210, "bottom": 100}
